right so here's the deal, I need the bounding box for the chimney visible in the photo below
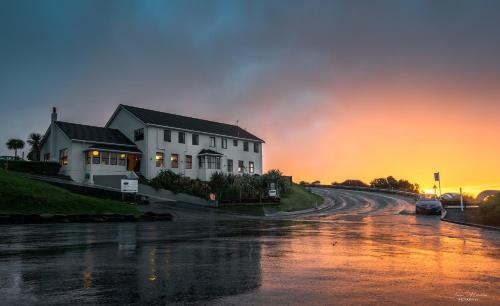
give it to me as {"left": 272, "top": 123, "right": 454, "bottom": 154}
{"left": 51, "top": 107, "right": 57, "bottom": 123}
{"left": 50, "top": 107, "right": 57, "bottom": 161}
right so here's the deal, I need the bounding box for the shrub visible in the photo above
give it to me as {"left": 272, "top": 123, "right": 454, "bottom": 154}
{"left": 479, "top": 192, "right": 500, "bottom": 223}
{"left": 0, "top": 160, "right": 61, "bottom": 175}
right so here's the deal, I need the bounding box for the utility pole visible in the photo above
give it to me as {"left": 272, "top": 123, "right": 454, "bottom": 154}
{"left": 460, "top": 187, "right": 464, "bottom": 212}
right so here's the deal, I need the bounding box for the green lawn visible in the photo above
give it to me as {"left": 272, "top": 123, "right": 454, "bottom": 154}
{"left": 0, "top": 169, "right": 141, "bottom": 216}
{"left": 277, "top": 185, "right": 324, "bottom": 212}
{"left": 219, "top": 184, "right": 324, "bottom": 215}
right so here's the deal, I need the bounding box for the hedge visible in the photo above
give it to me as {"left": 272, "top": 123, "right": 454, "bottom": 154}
{"left": 0, "top": 160, "right": 61, "bottom": 175}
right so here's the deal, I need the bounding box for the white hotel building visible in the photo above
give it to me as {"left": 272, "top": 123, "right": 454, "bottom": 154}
{"left": 40, "top": 105, "right": 264, "bottom": 185}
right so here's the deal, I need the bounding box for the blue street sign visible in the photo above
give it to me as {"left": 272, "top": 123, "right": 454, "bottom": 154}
{"left": 434, "top": 172, "right": 440, "bottom": 181}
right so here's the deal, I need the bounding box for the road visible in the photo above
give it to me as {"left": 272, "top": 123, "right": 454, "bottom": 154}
{"left": 1, "top": 188, "right": 499, "bottom": 305}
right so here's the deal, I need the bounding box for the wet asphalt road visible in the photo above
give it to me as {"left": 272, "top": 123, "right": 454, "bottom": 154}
{"left": 1, "top": 188, "right": 499, "bottom": 305}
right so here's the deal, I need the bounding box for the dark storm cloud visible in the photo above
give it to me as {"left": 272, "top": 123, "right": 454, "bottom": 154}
{"left": 1, "top": 0, "right": 500, "bottom": 155}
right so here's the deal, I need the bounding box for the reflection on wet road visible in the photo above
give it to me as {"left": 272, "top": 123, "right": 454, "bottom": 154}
{"left": 1, "top": 188, "right": 499, "bottom": 305}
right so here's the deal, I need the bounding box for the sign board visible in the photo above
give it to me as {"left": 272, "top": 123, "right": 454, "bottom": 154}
{"left": 268, "top": 189, "right": 278, "bottom": 198}
{"left": 434, "top": 172, "right": 440, "bottom": 181}
{"left": 121, "top": 179, "right": 138, "bottom": 193}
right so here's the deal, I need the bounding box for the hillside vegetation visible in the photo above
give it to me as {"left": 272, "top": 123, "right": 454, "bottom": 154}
{"left": 0, "top": 169, "right": 140, "bottom": 215}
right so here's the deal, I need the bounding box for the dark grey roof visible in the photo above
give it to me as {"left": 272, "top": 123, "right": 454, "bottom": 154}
{"left": 86, "top": 144, "right": 142, "bottom": 154}
{"left": 198, "top": 149, "right": 223, "bottom": 156}
{"left": 56, "top": 121, "right": 136, "bottom": 146}
{"left": 120, "top": 105, "right": 264, "bottom": 142}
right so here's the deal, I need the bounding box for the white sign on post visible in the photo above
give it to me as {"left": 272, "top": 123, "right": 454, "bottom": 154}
{"left": 121, "top": 179, "right": 138, "bottom": 193}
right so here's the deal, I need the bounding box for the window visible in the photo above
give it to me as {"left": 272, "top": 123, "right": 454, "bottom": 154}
{"left": 249, "top": 161, "right": 254, "bottom": 173}
{"left": 156, "top": 152, "right": 164, "bottom": 167}
{"left": 254, "top": 142, "right": 259, "bottom": 153}
{"left": 198, "top": 156, "right": 205, "bottom": 168}
{"left": 86, "top": 152, "right": 91, "bottom": 164}
{"left": 101, "top": 151, "right": 109, "bottom": 165}
{"left": 178, "top": 132, "right": 185, "bottom": 144}
{"left": 222, "top": 138, "right": 227, "bottom": 149}
{"left": 210, "top": 137, "right": 216, "bottom": 147}
{"left": 134, "top": 128, "right": 144, "bottom": 141}
{"left": 227, "top": 159, "right": 233, "bottom": 172}
{"left": 185, "top": 155, "right": 192, "bottom": 169}
{"left": 110, "top": 153, "right": 117, "bottom": 165}
{"left": 44, "top": 153, "right": 50, "bottom": 161}
{"left": 92, "top": 150, "right": 100, "bottom": 164}
{"left": 243, "top": 141, "right": 249, "bottom": 151}
{"left": 238, "top": 160, "right": 244, "bottom": 173}
{"left": 164, "top": 130, "right": 171, "bottom": 142}
{"left": 233, "top": 139, "right": 238, "bottom": 147}
{"left": 206, "top": 156, "right": 221, "bottom": 169}
{"left": 118, "top": 153, "right": 126, "bottom": 166}
{"left": 171, "top": 154, "right": 178, "bottom": 168}
{"left": 59, "top": 149, "right": 68, "bottom": 166}
{"left": 192, "top": 134, "right": 199, "bottom": 145}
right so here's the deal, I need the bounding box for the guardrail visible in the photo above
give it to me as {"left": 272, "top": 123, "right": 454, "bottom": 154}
{"left": 303, "top": 184, "right": 419, "bottom": 199}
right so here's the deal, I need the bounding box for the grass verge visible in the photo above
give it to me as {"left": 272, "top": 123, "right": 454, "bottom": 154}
{"left": 0, "top": 169, "right": 141, "bottom": 216}
{"left": 219, "top": 184, "right": 324, "bottom": 215}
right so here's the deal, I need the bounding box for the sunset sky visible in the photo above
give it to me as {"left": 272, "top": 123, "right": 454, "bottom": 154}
{"left": 1, "top": 0, "right": 499, "bottom": 195}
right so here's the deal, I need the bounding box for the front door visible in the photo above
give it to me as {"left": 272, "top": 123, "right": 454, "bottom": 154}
{"left": 127, "top": 154, "right": 141, "bottom": 172}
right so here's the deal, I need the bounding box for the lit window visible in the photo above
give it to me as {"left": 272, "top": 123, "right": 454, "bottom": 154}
{"left": 59, "top": 149, "right": 68, "bottom": 166}
{"left": 243, "top": 142, "right": 249, "bottom": 151}
{"left": 156, "top": 152, "right": 164, "bottom": 167}
{"left": 210, "top": 137, "right": 216, "bottom": 147}
{"left": 186, "top": 155, "right": 192, "bottom": 169}
{"left": 101, "top": 151, "right": 109, "bottom": 165}
{"left": 227, "top": 159, "right": 233, "bottom": 172}
{"left": 92, "top": 150, "right": 100, "bottom": 164}
{"left": 164, "top": 130, "right": 171, "bottom": 142}
{"left": 110, "top": 153, "right": 117, "bottom": 165}
{"left": 192, "top": 134, "right": 199, "bottom": 145}
{"left": 171, "top": 154, "right": 178, "bottom": 168}
{"left": 222, "top": 138, "right": 227, "bottom": 149}
{"left": 254, "top": 143, "right": 259, "bottom": 153}
{"left": 134, "top": 128, "right": 144, "bottom": 141}
{"left": 178, "top": 132, "right": 185, "bottom": 144}
{"left": 238, "top": 160, "right": 244, "bottom": 173}
{"left": 118, "top": 153, "right": 126, "bottom": 166}
{"left": 249, "top": 161, "right": 254, "bottom": 173}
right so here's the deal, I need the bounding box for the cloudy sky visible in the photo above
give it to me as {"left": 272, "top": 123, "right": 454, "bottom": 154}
{"left": 1, "top": 0, "right": 499, "bottom": 193}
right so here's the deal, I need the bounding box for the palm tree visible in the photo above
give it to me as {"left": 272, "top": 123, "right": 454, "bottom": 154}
{"left": 6, "top": 138, "right": 25, "bottom": 158}
{"left": 27, "top": 133, "right": 42, "bottom": 161}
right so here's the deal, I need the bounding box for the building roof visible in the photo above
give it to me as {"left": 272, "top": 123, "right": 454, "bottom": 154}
{"left": 56, "top": 121, "right": 136, "bottom": 146}
{"left": 198, "top": 149, "right": 223, "bottom": 156}
{"left": 86, "top": 144, "right": 142, "bottom": 154}
{"left": 118, "top": 104, "right": 264, "bottom": 142}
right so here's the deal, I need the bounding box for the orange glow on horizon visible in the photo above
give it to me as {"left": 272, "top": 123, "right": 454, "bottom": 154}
{"left": 259, "top": 80, "right": 500, "bottom": 196}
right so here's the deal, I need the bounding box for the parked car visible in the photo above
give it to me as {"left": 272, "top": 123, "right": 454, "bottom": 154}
{"left": 415, "top": 195, "right": 442, "bottom": 215}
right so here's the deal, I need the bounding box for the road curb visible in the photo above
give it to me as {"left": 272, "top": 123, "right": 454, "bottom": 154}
{"left": 440, "top": 209, "right": 500, "bottom": 232}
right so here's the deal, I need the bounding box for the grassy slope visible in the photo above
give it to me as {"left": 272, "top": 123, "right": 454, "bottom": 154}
{"left": 479, "top": 193, "right": 500, "bottom": 225}
{"left": 219, "top": 184, "right": 324, "bottom": 215}
{"left": 0, "top": 169, "right": 140, "bottom": 215}
{"left": 277, "top": 185, "right": 324, "bottom": 212}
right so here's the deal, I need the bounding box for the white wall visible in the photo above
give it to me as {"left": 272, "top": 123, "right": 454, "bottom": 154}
{"left": 145, "top": 126, "right": 263, "bottom": 181}
{"left": 106, "top": 108, "right": 148, "bottom": 175}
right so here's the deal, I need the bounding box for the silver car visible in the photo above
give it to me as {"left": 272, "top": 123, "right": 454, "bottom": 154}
{"left": 415, "top": 195, "right": 442, "bottom": 215}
